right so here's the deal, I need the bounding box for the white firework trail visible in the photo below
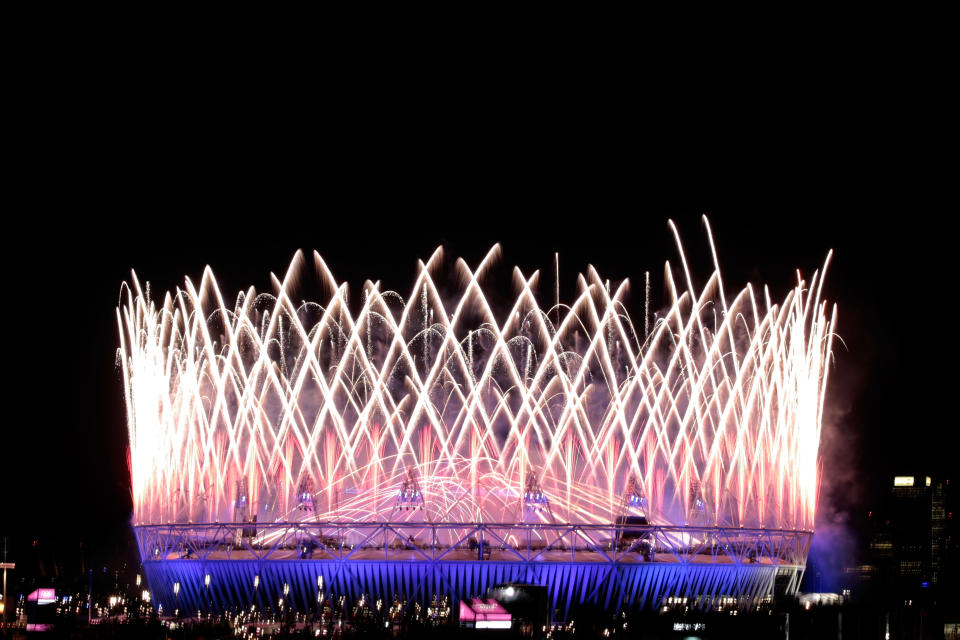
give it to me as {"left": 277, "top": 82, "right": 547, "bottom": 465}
{"left": 117, "top": 218, "right": 835, "bottom": 534}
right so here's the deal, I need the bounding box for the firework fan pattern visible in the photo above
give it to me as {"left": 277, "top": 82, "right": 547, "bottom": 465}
{"left": 118, "top": 219, "right": 835, "bottom": 537}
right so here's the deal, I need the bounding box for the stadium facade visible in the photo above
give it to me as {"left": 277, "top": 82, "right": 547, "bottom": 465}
{"left": 120, "top": 235, "right": 831, "bottom": 618}
{"left": 136, "top": 521, "right": 809, "bottom": 618}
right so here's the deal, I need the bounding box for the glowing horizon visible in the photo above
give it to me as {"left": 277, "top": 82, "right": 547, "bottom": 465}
{"left": 118, "top": 218, "right": 835, "bottom": 532}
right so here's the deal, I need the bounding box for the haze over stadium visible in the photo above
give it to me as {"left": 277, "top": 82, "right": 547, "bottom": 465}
{"left": 116, "top": 218, "right": 835, "bottom": 617}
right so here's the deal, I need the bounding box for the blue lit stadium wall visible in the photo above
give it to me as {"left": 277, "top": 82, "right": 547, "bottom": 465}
{"left": 142, "top": 558, "right": 801, "bottom": 619}
{"left": 136, "top": 523, "right": 809, "bottom": 619}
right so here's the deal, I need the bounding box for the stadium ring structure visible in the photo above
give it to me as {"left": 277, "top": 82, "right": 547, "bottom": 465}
{"left": 119, "top": 223, "right": 833, "bottom": 619}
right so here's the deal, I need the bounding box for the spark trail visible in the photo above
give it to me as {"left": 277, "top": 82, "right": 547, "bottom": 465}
{"left": 118, "top": 218, "right": 835, "bottom": 534}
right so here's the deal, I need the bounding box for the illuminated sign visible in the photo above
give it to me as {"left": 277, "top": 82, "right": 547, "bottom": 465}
{"left": 459, "top": 598, "right": 512, "bottom": 628}
{"left": 27, "top": 588, "right": 56, "bottom": 605}
{"left": 894, "top": 476, "right": 914, "bottom": 487}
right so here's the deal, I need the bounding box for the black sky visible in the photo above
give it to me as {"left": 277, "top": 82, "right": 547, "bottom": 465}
{"left": 0, "top": 19, "right": 953, "bottom": 603}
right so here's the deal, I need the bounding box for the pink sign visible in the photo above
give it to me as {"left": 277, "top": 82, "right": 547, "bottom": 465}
{"left": 459, "top": 600, "right": 476, "bottom": 621}
{"left": 28, "top": 588, "right": 56, "bottom": 604}
{"left": 470, "top": 598, "right": 512, "bottom": 621}
{"left": 460, "top": 598, "right": 513, "bottom": 626}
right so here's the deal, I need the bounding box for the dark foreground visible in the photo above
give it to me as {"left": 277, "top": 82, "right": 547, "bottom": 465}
{"left": 4, "top": 602, "right": 954, "bottom": 640}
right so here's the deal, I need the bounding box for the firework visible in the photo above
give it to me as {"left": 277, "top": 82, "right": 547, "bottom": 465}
{"left": 118, "top": 218, "right": 834, "bottom": 537}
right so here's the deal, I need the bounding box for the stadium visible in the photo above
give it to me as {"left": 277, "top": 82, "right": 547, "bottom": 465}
{"left": 118, "top": 221, "right": 834, "bottom": 620}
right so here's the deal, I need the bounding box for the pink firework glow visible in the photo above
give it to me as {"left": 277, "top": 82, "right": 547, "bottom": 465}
{"left": 117, "top": 219, "right": 835, "bottom": 533}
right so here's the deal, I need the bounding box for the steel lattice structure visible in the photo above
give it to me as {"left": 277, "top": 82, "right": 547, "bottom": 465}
{"left": 136, "top": 522, "right": 809, "bottom": 618}
{"left": 119, "top": 219, "right": 834, "bottom": 616}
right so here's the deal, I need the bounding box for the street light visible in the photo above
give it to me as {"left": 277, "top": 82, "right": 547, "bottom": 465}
{"left": 316, "top": 575, "right": 324, "bottom": 622}
{"left": 204, "top": 574, "right": 211, "bottom": 619}
{"left": 1, "top": 560, "right": 14, "bottom": 631}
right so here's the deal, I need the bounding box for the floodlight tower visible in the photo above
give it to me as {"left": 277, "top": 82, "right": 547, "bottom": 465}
{"left": 688, "top": 480, "right": 708, "bottom": 525}
{"left": 234, "top": 479, "right": 250, "bottom": 522}
{"left": 391, "top": 468, "right": 425, "bottom": 517}
{"left": 620, "top": 474, "right": 648, "bottom": 518}
{"left": 522, "top": 473, "right": 555, "bottom": 522}
{"left": 296, "top": 478, "right": 317, "bottom": 514}
{"left": 234, "top": 478, "right": 259, "bottom": 542}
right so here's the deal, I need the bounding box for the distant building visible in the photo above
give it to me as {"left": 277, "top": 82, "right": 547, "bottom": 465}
{"left": 861, "top": 475, "right": 955, "bottom": 601}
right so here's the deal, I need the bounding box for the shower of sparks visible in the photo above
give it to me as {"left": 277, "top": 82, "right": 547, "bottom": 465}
{"left": 118, "top": 218, "right": 835, "bottom": 533}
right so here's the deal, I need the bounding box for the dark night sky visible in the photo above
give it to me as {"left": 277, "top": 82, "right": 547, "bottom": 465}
{"left": 0, "top": 20, "right": 951, "bottom": 606}
{"left": 5, "top": 192, "right": 951, "bottom": 584}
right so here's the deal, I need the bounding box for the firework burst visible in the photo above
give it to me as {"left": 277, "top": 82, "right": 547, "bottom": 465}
{"left": 118, "top": 218, "right": 835, "bottom": 534}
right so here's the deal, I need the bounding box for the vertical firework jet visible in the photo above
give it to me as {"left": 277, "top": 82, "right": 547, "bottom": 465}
{"left": 118, "top": 218, "right": 835, "bottom": 535}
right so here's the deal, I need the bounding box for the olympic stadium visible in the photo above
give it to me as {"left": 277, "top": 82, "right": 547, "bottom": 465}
{"left": 118, "top": 227, "right": 834, "bottom": 620}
